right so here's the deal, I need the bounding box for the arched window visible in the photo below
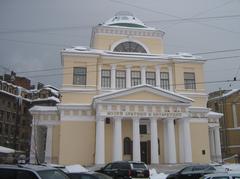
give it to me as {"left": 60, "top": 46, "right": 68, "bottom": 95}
{"left": 113, "top": 41, "right": 147, "bottom": 53}
{"left": 123, "top": 137, "right": 132, "bottom": 155}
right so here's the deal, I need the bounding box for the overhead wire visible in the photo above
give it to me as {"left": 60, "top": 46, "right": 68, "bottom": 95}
{"left": 109, "top": 0, "right": 240, "bottom": 35}
{"left": 15, "top": 54, "right": 240, "bottom": 75}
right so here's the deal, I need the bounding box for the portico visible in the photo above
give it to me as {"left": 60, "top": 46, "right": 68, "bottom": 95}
{"left": 93, "top": 85, "right": 193, "bottom": 164}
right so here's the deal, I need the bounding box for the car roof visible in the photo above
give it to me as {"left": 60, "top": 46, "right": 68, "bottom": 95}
{"left": 205, "top": 173, "right": 240, "bottom": 177}
{"left": 0, "top": 164, "right": 57, "bottom": 172}
{"left": 111, "top": 161, "right": 145, "bottom": 164}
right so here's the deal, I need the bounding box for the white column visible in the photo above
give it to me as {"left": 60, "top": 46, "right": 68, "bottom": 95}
{"left": 97, "top": 64, "right": 101, "bottom": 90}
{"left": 150, "top": 118, "right": 159, "bottom": 164}
{"left": 232, "top": 104, "right": 237, "bottom": 128}
{"left": 113, "top": 118, "right": 123, "bottom": 161}
{"left": 132, "top": 118, "right": 141, "bottom": 161}
{"left": 182, "top": 118, "right": 192, "bottom": 163}
{"left": 111, "top": 64, "right": 116, "bottom": 89}
{"left": 214, "top": 126, "right": 222, "bottom": 163}
{"left": 45, "top": 125, "right": 53, "bottom": 163}
{"left": 30, "top": 119, "right": 36, "bottom": 163}
{"left": 141, "top": 65, "right": 146, "bottom": 85}
{"left": 155, "top": 65, "right": 161, "bottom": 88}
{"left": 178, "top": 120, "right": 184, "bottom": 163}
{"left": 166, "top": 119, "right": 177, "bottom": 163}
{"left": 209, "top": 128, "right": 216, "bottom": 161}
{"left": 95, "top": 117, "right": 105, "bottom": 164}
{"left": 163, "top": 120, "right": 169, "bottom": 163}
{"left": 126, "top": 65, "right": 132, "bottom": 88}
{"left": 168, "top": 65, "right": 173, "bottom": 91}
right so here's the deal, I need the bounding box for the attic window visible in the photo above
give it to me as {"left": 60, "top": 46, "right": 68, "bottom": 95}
{"left": 113, "top": 41, "right": 147, "bottom": 53}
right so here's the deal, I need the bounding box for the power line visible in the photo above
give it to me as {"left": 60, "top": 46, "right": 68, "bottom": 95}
{"left": 145, "top": 14, "right": 240, "bottom": 23}
{"left": 0, "top": 25, "right": 92, "bottom": 34}
{"left": 193, "top": 48, "right": 240, "bottom": 55}
{"left": 0, "top": 38, "right": 70, "bottom": 47}
{"left": 0, "top": 14, "right": 239, "bottom": 35}
{"left": 25, "top": 70, "right": 240, "bottom": 87}
{"left": 109, "top": 0, "right": 240, "bottom": 35}
{"left": 15, "top": 54, "right": 240, "bottom": 74}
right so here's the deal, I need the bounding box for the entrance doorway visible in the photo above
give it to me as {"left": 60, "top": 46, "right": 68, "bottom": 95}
{"left": 140, "top": 141, "right": 151, "bottom": 164}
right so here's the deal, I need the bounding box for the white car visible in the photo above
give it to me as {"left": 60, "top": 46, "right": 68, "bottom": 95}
{"left": 201, "top": 173, "right": 240, "bottom": 179}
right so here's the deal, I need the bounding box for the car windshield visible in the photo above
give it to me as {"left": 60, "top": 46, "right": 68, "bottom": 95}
{"left": 132, "top": 163, "right": 147, "bottom": 169}
{"left": 37, "top": 169, "right": 69, "bottom": 179}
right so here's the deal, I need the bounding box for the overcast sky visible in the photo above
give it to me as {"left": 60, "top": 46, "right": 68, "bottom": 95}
{"left": 0, "top": 0, "right": 240, "bottom": 92}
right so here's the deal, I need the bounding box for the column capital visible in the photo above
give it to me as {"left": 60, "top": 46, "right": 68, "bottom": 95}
{"left": 96, "top": 116, "right": 105, "bottom": 121}
{"left": 150, "top": 117, "right": 158, "bottom": 121}
{"left": 126, "top": 64, "right": 132, "bottom": 69}
{"left": 140, "top": 65, "right": 146, "bottom": 69}
{"left": 111, "top": 64, "right": 117, "bottom": 69}
{"left": 114, "top": 117, "right": 122, "bottom": 121}
{"left": 155, "top": 64, "right": 160, "bottom": 70}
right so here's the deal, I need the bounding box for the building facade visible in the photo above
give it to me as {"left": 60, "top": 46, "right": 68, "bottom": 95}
{"left": 0, "top": 77, "right": 60, "bottom": 163}
{"left": 30, "top": 12, "right": 222, "bottom": 165}
{"left": 208, "top": 89, "right": 240, "bottom": 162}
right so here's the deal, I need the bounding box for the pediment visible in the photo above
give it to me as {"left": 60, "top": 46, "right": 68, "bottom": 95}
{"left": 113, "top": 90, "right": 176, "bottom": 102}
{"left": 93, "top": 85, "right": 193, "bottom": 107}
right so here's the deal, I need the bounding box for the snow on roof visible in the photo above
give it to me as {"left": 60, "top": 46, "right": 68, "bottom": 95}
{"left": 44, "top": 87, "right": 59, "bottom": 96}
{"left": 222, "top": 89, "right": 239, "bottom": 97}
{"left": 30, "top": 105, "right": 58, "bottom": 112}
{"left": 93, "top": 84, "right": 193, "bottom": 102}
{"left": 62, "top": 46, "right": 203, "bottom": 61}
{"left": 103, "top": 11, "right": 154, "bottom": 29}
{"left": 207, "top": 111, "right": 223, "bottom": 118}
{"left": 0, "top": 146, "right": 15, "bottom": 154}
{"left": 32, "top": 96, "right": 60, "bottom": 103}
{"left": 65, "top": 164, "right": 88, "bottom": 173}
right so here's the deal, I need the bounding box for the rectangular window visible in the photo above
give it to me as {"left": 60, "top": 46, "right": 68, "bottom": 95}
{"left": 116, "top": 70, "right": 126, "bottom": 89}
{"left": 160, "top": 72, "right": 170, "bottom": 90}
{"left": 73, "top": 67, "right": 87, "bottom": 85}
{"left": 131, "top": 71, "right": 141, "bottom": 86}
{"left": 101, "top": 70, "right": 111, "bottom": 88}
{"left": 184, "top": 72, "right": 196, "bottom": 89}
{"left": 140, "top": 125, "right": 147, "bottom": 134}
{"left": 146, "top": 72, "right": 156, "bottom": 86}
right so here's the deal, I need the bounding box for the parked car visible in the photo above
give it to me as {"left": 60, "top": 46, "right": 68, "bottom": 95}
{"left": 166, "top": 164, "right": 216, "bottom": 179}
{"left": 0, "top": 164, "right": 70, "bottom": 179}
{"left": 97, "top": 161, "right": 150, "bottom": 179}
{"left": 200, "top": 173, "right": 240, "bottom": 179}
{"left": 67, "top": 171, "right": 112, "bottom": 179}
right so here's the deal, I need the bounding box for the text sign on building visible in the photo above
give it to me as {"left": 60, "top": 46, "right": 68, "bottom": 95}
{"left": 101, "top": 111, "right": 183, "bottom": 118}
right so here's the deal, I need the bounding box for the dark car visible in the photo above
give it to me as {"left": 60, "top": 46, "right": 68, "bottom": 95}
{"left": 67, "top": 171, "right": 112, "bottom": 179}
{"left": 0, "top": 164, "right": 70, "bottom": 179}
{"left": 97, "top": 161, "right": 149, "bottom": 179}
{"left": 166, "top": 164, "right": 216, "bottom": 179}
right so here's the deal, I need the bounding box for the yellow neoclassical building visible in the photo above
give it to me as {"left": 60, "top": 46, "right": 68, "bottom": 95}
{"left": 29, "top": 12, "right": 222, "bottom": 165}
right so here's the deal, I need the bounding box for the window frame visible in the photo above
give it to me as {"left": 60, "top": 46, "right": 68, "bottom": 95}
{"left": 184, "top": 72, "right": 196, "bottom": 90}
{"left": 116, "top": 70, "right": 126, "bottom": 89}
{"left": 131, "top": 71, "right": 141, "bottom": 87}
{"left": 160, "top": 72, "right": 170, "bottom": 90}
{"left": 101, "top": 69, "right": 111, "bottom": 88}
{"left": 73, "top": 67, "right": 87, "bottom": 86}
{"left": 146, "top": 71, "right": 156, "bottom": 86}
{"left": 113, "top": 41, "right": 147, "bottom": 53}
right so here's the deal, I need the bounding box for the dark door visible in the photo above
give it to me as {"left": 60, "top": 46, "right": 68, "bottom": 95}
{"left": 140, "top": 142, "right": 148, "bottom": 164}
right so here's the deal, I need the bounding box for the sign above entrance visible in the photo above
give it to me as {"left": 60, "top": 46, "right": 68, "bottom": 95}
{"left": 100, "top": 111, "right": 183, "bottom": 118}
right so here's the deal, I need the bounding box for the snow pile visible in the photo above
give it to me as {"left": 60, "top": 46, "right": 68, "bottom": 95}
{"left": 150, "top": 168, "right": 168, "bottom": 179}
{"left": 65, "top": 164, "right": 89, "bottom": 173}
{"left": 0, "top": 146, "right": 15, "bottom": 153}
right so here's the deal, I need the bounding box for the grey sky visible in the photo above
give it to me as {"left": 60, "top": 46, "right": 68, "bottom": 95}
{"left": 0, "top": 0, "right": 240, "bottom": 92}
